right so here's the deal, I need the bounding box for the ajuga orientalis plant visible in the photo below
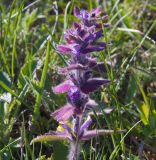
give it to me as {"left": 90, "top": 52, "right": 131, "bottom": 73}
{"left": 31, "top": 7, "right": 126, "bottom": 160}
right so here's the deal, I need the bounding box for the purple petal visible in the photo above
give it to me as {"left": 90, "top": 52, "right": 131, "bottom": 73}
{"left": 92, "top": 62, "right": 107, "bottom": 73}
{"left": 64, "top": 28, "right": 83, "bottom": 44}
{"left": 73, "top": 22, "right": 80, "bottom": 29}
{"left": 94, "top": 29, "right": 103, "bottom": 39}
{"left": 61, "top": 124, "right": 73, "bottom": 135}
{"left": 87, "top": 26, "right": 96, "bottom": 32}
{"left": 67, "top": 87, "right": 82, "bottom": 107}
{"left": 57, "top": 45, "right": 73, "bottom": 55}
{"left": 81, "top": 130, "right": 97, "bottom": 140}
{"left": 88, "top": 57, "right": 97, "bottom": 68}
{"left": 51, "top": 103, "right": 75, "bottom": 122}
{"left": 52, "top": 80, "right": 74, "bottom": 94}
{"left": 102, "top": 15, "right": 109, "bottom": 22}
{"left": 92, "top": 7, "right": 102, "bottom": 17}
{"left": 83, "top": 30, "right": 103, "bottom": 43}
{"left": 85, "top": 99, "right": 98, "bottom": 109}
{"left": 92, "top": 59, "right": 116, "bottom": 73}
{"left": 81, "top": 129, "right": 126, "bottom": 140}
{"left": 59, "top": 64, "right": 86, "bottom": 74}
{"left": 95, "top": 42, "right": 106, "bottom": 47}
{"left": 83, "top": 34, "right": 95, "bottom": 43}
{"left": 83, "top": 71, "right": 93, "bottom": 81}
{"left": 95, "top": 23, "right": 110, "bottom": 28}
{"left": 74, "top": 7, "right": 80, "bottom": 17}
{"left": 81, "top": 78, "right": 110, "bottom": 93}
{"left": 81, "top": 45, "right": 106, "bottom": 54}
{"left": 95, "top": 23, "right": 102, "bottom": 28}
{"left": 79, "top": 118, "right": 92, "bottom": 135}
{"left": 81, "top": 10, "right": 89, "bottom": 20}
{"left": 103, "top": 23, "right": 110, "bottom": 27}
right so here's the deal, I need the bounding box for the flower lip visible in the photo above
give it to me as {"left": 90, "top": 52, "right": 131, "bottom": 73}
{"left": 80, "top": 78, "right": 111, "bottom": 94}
{"left": 57, "top": 44, "right": 73, "bottom": 55}
{"left": 79, "top": 116, "right": 92, "bottom": 137}
{"left": 51, "top": 103, "right": 75, "bottom": 122}
{"left": 52, "top": 80, "right": 74, "bottom": 94}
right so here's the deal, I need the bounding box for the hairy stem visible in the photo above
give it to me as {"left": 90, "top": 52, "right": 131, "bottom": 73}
{"left": 68, "top": 141, "right": 80, "bottom": 160}
{"left": 68, "top": 116, "right": 81, "bottom": 160}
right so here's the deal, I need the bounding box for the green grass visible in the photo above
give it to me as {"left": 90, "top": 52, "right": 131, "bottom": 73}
{"left": 0, "top": 0, "right": 156, "bottom": 159}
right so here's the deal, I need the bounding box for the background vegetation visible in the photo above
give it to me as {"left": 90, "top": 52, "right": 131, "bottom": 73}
{"left": 0, "top": 0, "right": 156, "bottom": 159}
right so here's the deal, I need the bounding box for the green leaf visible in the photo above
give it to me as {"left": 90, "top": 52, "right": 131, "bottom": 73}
{"left": 18, "top": 59, "right": 37, "bottom": 90}
{"left": 140, "top": 103, "right": 150, "bottom": 125}
{"left": 134, "top": 99, "right": 149, "bottom": 125}
{"left": 0, "top": 71, "right": 11, "bottom": 93}
{"left": 0, "top": 72, "right": 18, "bottom": 97}
{"left": 134, "top": 76, "right": 150, "bottom": 125}
{"left": 125, "top": 75, "right": 137, "bottom": 103}
{"left": 22, "top": 8, "right": 38, "bottom": 32}
{"left": 0, "top": 45, "right": 10, "bottom": 75}
{"left": 53, "top": 142, "right": 68, "bottom": 160}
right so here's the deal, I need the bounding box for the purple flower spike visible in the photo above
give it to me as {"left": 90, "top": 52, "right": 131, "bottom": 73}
{"left": 31, "top": 7, "right": 121, "bottom": 160}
